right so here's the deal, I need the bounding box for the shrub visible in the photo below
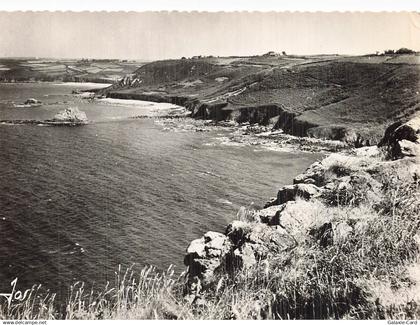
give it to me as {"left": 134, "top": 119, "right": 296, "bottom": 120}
{"left": 395, "top": 48, "right": 415, "bottom": 54}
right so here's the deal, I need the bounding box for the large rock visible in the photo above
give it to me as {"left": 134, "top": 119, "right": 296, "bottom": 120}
{"left": 277, "top": 183, "right": 322, "bottom": 204}
{"left": 254, "top": 205, "right": 283, "bottom": 225}
{"left": 399, "top": 139, "right": 420, "bottom": 158}
{"left": 52, "top": 107, "right": 88, "bottom": 123}
{"left": 184, "top": 231, "right": 232, "bottom": 288}
{"left": 24, "top": 98, "right": 42, "bottom": 105}
{"left": 293, "top": 161, "right": 326, "bottom": 186}
{"left": 225, "top": 221, "right": 296, "bottom": 269}
{"left": 378, "top": 116, "right": 420, "bottom": 160}
{"left": 274, "top": 200, "right": 328, "bottom": 242}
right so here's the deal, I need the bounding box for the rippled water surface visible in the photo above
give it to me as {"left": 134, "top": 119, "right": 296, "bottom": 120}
{"left": 0, "top": 83, "right": 322, "bottom": 300}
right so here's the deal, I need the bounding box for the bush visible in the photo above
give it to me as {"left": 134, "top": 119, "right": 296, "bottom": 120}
{"left": 395, "top": 48, "right": 415, "bottom": 54}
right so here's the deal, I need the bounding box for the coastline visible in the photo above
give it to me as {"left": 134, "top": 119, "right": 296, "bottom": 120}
{"left": 0, "top": 83, "right": 348, "bottom": 153}
{"left": 91, "top": 91, "right": 352, "bottom": 153}
{"left": 0, "top": 8, "right": 418, "bottom": 321}
{"left": 100, "top": 53, "right": 419, "bottom": 147}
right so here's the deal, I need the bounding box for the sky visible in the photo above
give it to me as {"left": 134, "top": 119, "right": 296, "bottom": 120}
{"left": 0, "top": 11, "right": 418, "bottom": 60}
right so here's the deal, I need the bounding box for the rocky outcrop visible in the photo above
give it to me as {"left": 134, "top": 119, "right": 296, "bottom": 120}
{"left": 184, "top": 231, "right": 232, "bottom": 290}
{"left": 0, "top": 107, "right": 89, "bottom": 126}
{"left": 226, "top": 221, "right": 296, "bottom": 270}
{"left": 184, "top": 116, "right": 420, "bottom": 297}
{"left": 254, "top": 205, "right": 283, "bottom": 225}
{"left": 52, "top": 107, "right": 88, "bottom": 124}
{"left": 293, "top": 161, "right": 326, "bottom": 186}
{"left": 378, "top": 115, "right": 420, "bottom": 160}
{"left": 24, "top": 98, "right": 42, "bottom": 105}
{"left": 276, "top": 183, "right": 322, "bottom": 204}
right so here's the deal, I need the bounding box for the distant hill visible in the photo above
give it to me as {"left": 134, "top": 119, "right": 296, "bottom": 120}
{"left": 0, "top": 58, "right": 144, "bottom": 83}
{"left": 103, "top": 53, "right": 420, "bottom": 145}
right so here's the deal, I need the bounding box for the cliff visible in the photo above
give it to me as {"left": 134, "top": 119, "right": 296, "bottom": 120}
{"left": 182, "top": 116, "right": 420, "bottom": 319}
{"left": 102, "top": 54, "right": 420, "bottom": 146}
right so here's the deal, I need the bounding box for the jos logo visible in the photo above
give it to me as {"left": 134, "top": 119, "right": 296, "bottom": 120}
{"left": 0, "top": 278, "right": 31, "bottom": 308}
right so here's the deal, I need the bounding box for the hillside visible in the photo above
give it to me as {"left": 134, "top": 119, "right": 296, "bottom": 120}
{"left": 2, "top": 116, "right": 419, "bottom": 320}
{"left": 103, "top": 53, "right": 420, "bottom": 145}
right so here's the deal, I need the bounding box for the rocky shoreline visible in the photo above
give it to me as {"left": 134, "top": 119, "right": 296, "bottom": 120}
{"left": 154, "top": 117, "right": 350, "bottom": 153}
{"left": 106, "top": 90, "right": 356, "bottom": 145}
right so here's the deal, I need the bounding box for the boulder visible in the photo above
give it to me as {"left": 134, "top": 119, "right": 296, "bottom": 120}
{"left": 24, "top": 98, "right": 42, "bottom": 105}
{"left": 293, "top": 161, "right": 326, "bottom": 186}
{"left": 275, "top": 200, "right": 327, "bottom": 242}
{"left": 52, "top": 107, "right": 88, "bottom": 123}
{"left": 225, "top": 221, "right": 296, "bottom": 269}
{"left": 254, "top": 205, "right": 283, "bottom": 225}
{"left": 184, "top": 231, "right": 232, "bottom": 288}
{"left": 399, "top": 139, "right": 420, "bottom": 158}
{"left": 277, "top": 183, "right": 322, "bottom": 204}
{"left": 378, "top": 116, "right": 420, "bottom": 160}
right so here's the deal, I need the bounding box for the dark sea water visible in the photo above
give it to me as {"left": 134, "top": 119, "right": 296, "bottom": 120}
{"left": 0, "top": 83, "right": 322, "bottom": 301}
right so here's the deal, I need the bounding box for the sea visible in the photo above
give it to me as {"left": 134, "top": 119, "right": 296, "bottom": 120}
{"left": 0, "top": 82, "right": 322, "bottom": 301}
